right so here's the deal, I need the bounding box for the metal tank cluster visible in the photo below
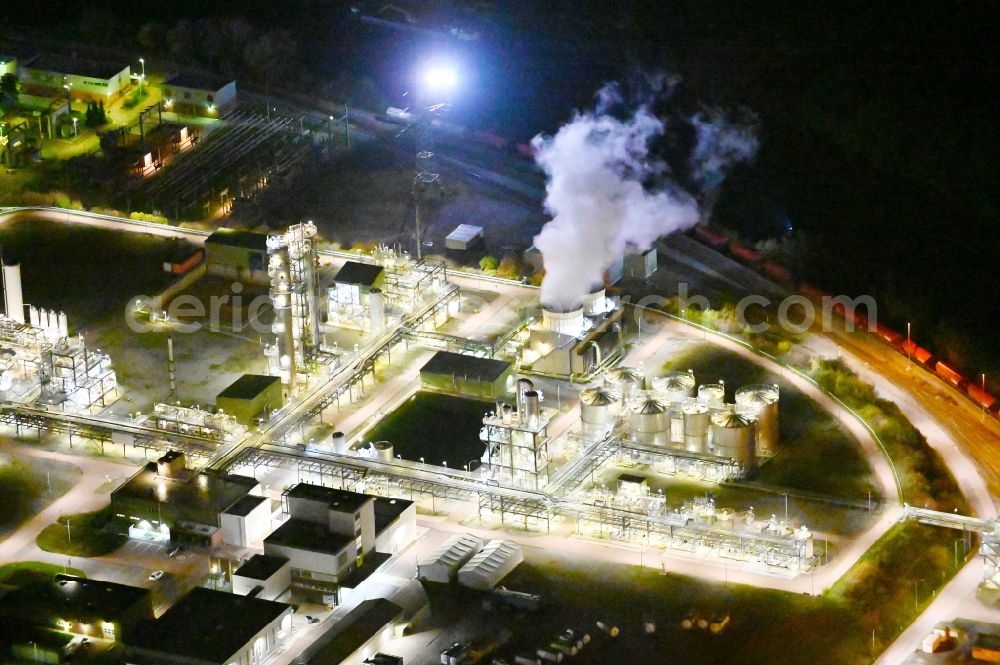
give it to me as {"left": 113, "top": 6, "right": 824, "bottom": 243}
{"left": 579, "top": 366, "right": 779, "bottom": 475}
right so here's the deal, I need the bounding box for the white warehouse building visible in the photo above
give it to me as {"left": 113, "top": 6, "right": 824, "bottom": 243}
{"left": 457, "top": 539, "right": 523, "bottom": 591}
{"left": 417, "top": 533, "right": 484, "bottom": 584}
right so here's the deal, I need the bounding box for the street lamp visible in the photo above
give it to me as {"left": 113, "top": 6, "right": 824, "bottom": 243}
{"left": 138, "top": 57, "right": 145, "bottom": 96}
{"left": 782, "top": 493, "right": 788, "bottom": 522}
{"left": 72, "top": 117, "right": 78, "bottom": 137}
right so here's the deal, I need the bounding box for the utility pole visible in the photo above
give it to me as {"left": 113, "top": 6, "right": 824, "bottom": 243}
{"left": 65, "top": 517, "right": 72, "bottom": 545}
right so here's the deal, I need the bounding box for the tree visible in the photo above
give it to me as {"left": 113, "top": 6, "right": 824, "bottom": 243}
{"left": 479, "top": 255, "right": 498, "bottom": 272}
{"left": 0, "top": 73, "right": 18, "bottom": 107}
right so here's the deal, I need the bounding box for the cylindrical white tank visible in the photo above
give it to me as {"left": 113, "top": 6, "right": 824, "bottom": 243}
{"left": 682, "top": 400, "right": 710, "bottom": 454}
{"left": 368, "top": 288, "right": 385, "bottom": 335}
{"left": 710, "top": 409, "right": 757, "bottom": 468}
{"left": 58, "top": 311, "right": 68, "bottom": 337}
{"left": 2, "top": 264, "right": 24, "bottom": 323}
{"left": 698, "top": 382, "right": 726, "bottom": 407}
{"left": 371, "top": 440, "right": 394, "bottom": 462}
{"left": 652, "top": 370, "right": 696, "bottom": 403}
{"left": 28, "top": 305, "right": 39, "bottom": 327}
{"left": 578, "top": 286, "right": 607, "bottom": 316}
{"left": 541, "top": 304, "right": 584, "bottom": 336}
{"left": 523, "top": 390, "right": 541, "bottom": 428}
{"left": 605, "top": 367, "right": 644, "bottom": 401}
{"left": 735, "top": 384, "right": 779, "bottom": 454}
{"left": 630, "top": 394, "right": 669, "bottom": 445}
{"left": 516, "top": 378, "right": 534, "bottom": 420}
{"left": 579, "top": 386, "right": 621, "bottom": 425}
{"left": 502, "top": 403, "right": 514, "bottom": 425}
{"left": 331, "top": 431, "right": 347, "bottom": 454}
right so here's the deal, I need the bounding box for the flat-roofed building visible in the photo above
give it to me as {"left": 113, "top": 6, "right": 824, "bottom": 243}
{"left": 233, "top": 553, "right": 291, "bottom": 601}
{"left": 301, "top": 599, "right": 405, "bottom": 665}
{"left": 221, "top": 494, "right": 273, "bottom": 548}
{"left": 0, "top": 575, "right": 153, "bottom": 643}
{"left": 373, "top": 496, "right": 416, "bottom": 556}
{"left": 419, "top": 351, "right": 513, "bottom": 399}
{"left": 216, "top": 374, "right": 283, "bottom": 427}
{"left": 20, "top": 54, "right": 131, "bottom": 102}
{"left": 329, "top": 261, "right": 385, "bottom": 306}
{"left": 204, "top": 229, "right": 269, "bottom": 282}
{"left": 126, "top": 587, "right": 293, "bottom": 665}
{"left": 162, "top": 72, "right": 236, "bottom": 117}
{"left": 110, "top": 451, "right": 259, "bottom": 545}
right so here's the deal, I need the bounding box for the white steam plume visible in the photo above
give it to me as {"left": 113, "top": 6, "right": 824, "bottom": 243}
{"left": 532, "top": 88, "right": 756, "bottom": 310}
{"left": 689, "top": 108, "right": 758, "bottom": 189}
{"left": 532, "top": 105, "right": 698, "bottom": 310}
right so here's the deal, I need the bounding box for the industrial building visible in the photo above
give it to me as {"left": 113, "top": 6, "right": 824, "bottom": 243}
{"left": 519, "top": 287, "right": 624, "bottom": 377}
{"left": 0, "top": 574, "right": 153, "bottom": 643}
{"left": 419, "top": 351, "right": 513, "bottom": 400}
{"left": 18, "top": 54, "right": 132, "bottom": 103}
{"left": 232, "top": 553, "right": 292, "bottom": 601}
{"left": 456, "top": 539, "right": 523, "bottom": 591}
{"left": 161, "top": 72, "right": 237, "bottom": 117}
{"left": 220, "top": 494, "right": 274, "bottom": 548}
{"left": 262, "top": 483, "right": 415, "bottom": 605}
{"left": 110, "top": 451, "right": 260, "bottom": 544}
{"left": 204, "top": 228, "right": 269, "bottom": 282}
{"left": 299, "top": 599, "right": 406, "bottom": 665}
{"left": 216, "top": 373, "right": 284, "bottom": 427}
{"left": 418, "top": 533, "right": 484, "bottom": 584}
{"left": 126, "top": 587, "right": 293, "bottom": 665}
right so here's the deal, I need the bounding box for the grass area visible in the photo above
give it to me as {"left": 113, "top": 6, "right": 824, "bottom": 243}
{"left": 662, "top": 343, "right": 877, "bottom": 501}
{"left": 36, "top": 507, "right": 126, "bottom": 558}
{"left": 806, "top": 358, "right": 968, "bottom": 512}
{"left": 0, "top": 218, "right": 196, "bottom": 329}
{"left": 0, "top": 451, "right": 79, "bottom": 540}
{"left": 0, "top": 561, "right": 86, "bottom": 587}
{"left": 829, "top": 521, "right": 973, "bottom": 652}
{"left": 362, "top": 391, "right": 491, "bottom": 468}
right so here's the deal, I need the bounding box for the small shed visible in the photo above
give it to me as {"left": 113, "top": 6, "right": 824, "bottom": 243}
{"left": 418, "top": 533, "right": 484, "bottom": 584}
{"left": 457, "top": 539, "right": 523, "bottom": 591}
{"left": 445, "top": 224, "right": 484, "bottom": 251}
{"left": 216, "top": 374, "right": 283, "bottom": 427}
{"left": 330, "top": 261, "right": 386, "bottom": 306}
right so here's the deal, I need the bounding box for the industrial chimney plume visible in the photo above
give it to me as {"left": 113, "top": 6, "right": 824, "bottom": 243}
{"left": 531, "top": 82, "right": 757, "bottom": 310}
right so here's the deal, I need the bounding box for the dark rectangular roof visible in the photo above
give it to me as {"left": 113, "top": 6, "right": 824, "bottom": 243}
{"left": 224, "top": 494, "right": 268, "bottom": 517}
{"left": 112, "top": 465, "right": 257, "bottom": 526}
{"left": 420, "top": 351, "right": 512, "bottom": 383}
{"left": 26, "top": 53, "right": 129, "bottom": 80}
{"left": 131, "top": 587, "right": 290, "bottom": 664}
{"left": 218, "top": 374, "right": 281, "bottom": 401}
{"left": 617, "top": 473, "right": 647, "bottom": 485}
{"left": 333, "top": 261, "right": 384, "bottom": 287}
{"left": 0, "top": 575, "right": 151, "bottom": 627}
{"left": 206, "top": 228, "right": 268, "bottom": 251}
{"left": 373, "top": 496, "right": 413, "bottom": 534}
{"left": 286, "top": 483, "right": 374, "bottom": 513}
{"left": 264, "top": 519, "right": 353, "bottom": 556}
{"left": 235, "top": 554, "right": 289, "bottom": 581}
{"left": 163, "top": 72, "right": 235, "bottom": 92}
{"left": 306, "top": 599, "right": 403, "bottom": 665}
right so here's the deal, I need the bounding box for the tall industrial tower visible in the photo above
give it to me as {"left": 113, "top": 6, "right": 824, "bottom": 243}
{"left": 266, "top": 222, "right": 320, "bottom": 389}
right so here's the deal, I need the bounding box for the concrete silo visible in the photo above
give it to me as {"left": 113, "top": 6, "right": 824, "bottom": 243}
{"left": 605, "top": 367, "right": 645, "bottom": 401}
{"left": 580, "top": 385, "right": 621, "bottom": 427}
{"left": 735, "top": 384, "right": 780, "bottom": 455}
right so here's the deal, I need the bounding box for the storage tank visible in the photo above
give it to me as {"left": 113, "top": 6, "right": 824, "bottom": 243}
{"left": 630, "top": 394, "right": 669, "bottom": 445}
{"left": 652, "top": 370, "right": 696, "bottom": 403}
{"left": 331, "top": 431, "right": 347, "bottom": 454}
{"left": 605, "top": 367, "right": 644, "bottom": 401}
{"left": 523, "top": 390, "right": 541, "bottom": 428}
{"left": 710, "top": 410, "right": 757, "bottom": 468}
{"left": 735, "top": 384, "right": 779, "bottom": 454}
{"left": 698, "top": 382, "right": 726, "bottom": 407}
{"left": 368, "top": 288, "right": 385, "bottom": 335}
{"left": 579, "top": 386, "right": 621, "bottom": 426}
{"left": 540, "top": 303, "right": 585, "bottom": 336}
{"left": 2, "top": 263, "right": 24, "bottom": 323}
{"left": 682, "top": 400, "right": 710, "bottom": 454}
{"left": 371, "top": 440, "right": 394, "bottom": 462}
{"left": 579, "top": 285, "right": 609, "bottom": 316}
{"left": 516, "top": 378, "right": 534, "bottom": 417}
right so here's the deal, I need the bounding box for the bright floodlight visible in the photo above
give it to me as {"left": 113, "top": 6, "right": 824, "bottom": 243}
{"left": 421, "top": 64, "right": 457, "bottom": 92}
